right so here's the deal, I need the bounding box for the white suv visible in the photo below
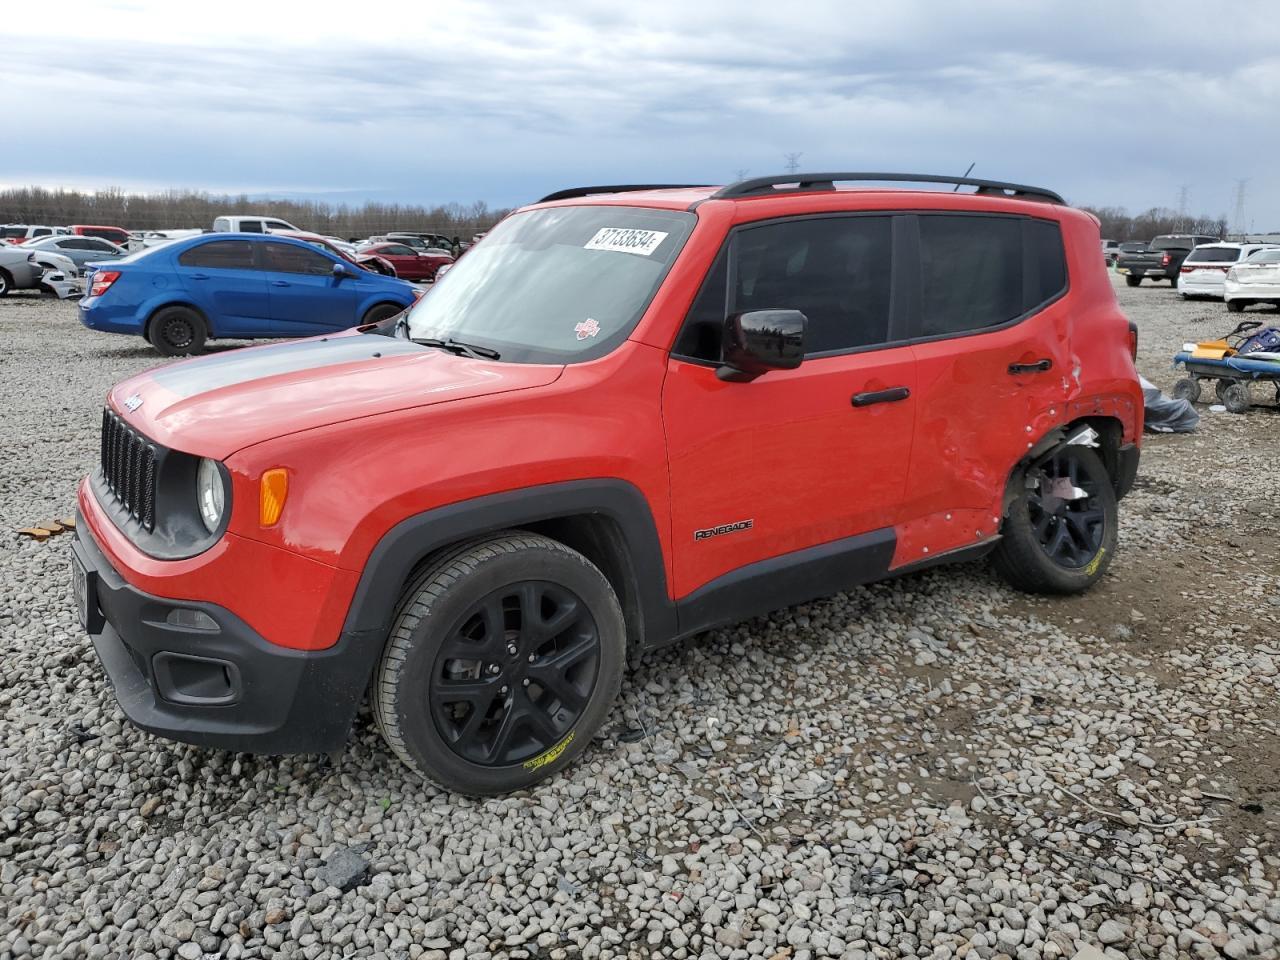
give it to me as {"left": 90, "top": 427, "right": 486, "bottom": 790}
{"left": 1178, "top": 242, "right": 1279, "bottom": 299}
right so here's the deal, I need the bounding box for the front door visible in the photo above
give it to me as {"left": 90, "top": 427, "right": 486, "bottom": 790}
{"left": 662, "top": 213, "right": 917, "bottom": 600}
{"left": 260, "top": 241, "right": 356, "bottom": 333}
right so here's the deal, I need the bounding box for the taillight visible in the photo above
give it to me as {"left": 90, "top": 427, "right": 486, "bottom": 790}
{"left": 1127, "top": 321, "right": 1138, "bottom": 362}
{"left": 1161, "top": 253, "right": 1172, "bottom": 266}
{"left": 89, "top": 270, "right": 120, "bottom": 297}
{"left": 1180, "top": 266, "right": 1194, "bottom": 273}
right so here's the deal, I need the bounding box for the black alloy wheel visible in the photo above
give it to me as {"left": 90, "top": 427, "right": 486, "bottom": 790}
{"left": 373, "top": 532, "right": 626, "bottom": 794}
{"left": 429, "top": 580, "right": 600, "bottom": 767}
{"left": 1025, "top": 449, "right": 1106, "bottom": 569}
{"left": 991, "top": 444, "right": 1118, "bottom": 594}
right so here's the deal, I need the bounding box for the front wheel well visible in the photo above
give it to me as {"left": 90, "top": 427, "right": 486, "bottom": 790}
{"left": 509, "top": 516, "right": 646, "bottom": 659}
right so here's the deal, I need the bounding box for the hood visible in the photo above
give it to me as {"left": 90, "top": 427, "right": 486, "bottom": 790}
{"left": 108, "top": 332, "right": 563, "bottom": 459}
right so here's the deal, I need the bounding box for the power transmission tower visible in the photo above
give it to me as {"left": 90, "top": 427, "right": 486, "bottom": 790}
{"left": 1232, "top": 179, "right": 1249, "bottom": 239}
{"left": 1176, "top": 185, "right": 1190, "bottom": 231}
{"left": 784, "top": 153, "right": 803, "bottom": 175}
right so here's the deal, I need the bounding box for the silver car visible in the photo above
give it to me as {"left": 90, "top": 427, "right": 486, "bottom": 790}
{"left": 23, "top": 235, "right": 127, "bottom": 271}
{"left": 0, "top": 246, "right": 46, "bottom": 296}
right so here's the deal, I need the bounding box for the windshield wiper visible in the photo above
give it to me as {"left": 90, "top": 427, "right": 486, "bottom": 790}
{"left": 410, "top": 337, "right": 501, "bottom": 360}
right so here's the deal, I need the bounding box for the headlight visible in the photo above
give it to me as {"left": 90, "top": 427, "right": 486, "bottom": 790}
{"left": 196, "top": 458, "right": 226, "bottom": 533}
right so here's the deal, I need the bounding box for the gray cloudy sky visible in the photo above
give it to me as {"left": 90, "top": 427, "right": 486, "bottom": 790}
{"left": 7, "top": 1, "right": 1280, "bottom": 226}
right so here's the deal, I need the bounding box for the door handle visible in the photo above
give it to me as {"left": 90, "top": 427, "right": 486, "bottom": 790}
{"left": 189, "top": 272, "right": 209, "bottom": 280}
{"left": 1008, "top": 359, "right": 1052, "bottom": 374}
{"left": 852, "top": 386, "right": 910, "bottom": 407}
{"left": 271, "top": 280, "right": 290, "bottom": 287}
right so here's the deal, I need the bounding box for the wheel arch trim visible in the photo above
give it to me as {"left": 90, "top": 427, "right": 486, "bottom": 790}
{"left": 340, "top": 479, "right": 676, "bottom": 651}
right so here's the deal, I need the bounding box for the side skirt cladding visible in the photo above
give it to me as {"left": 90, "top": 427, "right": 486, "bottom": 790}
{"left": 673, "top": 528, "right": 897, "bottom": 640}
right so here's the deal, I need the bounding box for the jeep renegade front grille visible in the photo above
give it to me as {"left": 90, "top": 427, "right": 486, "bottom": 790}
{"left": 100, "top": 408, "right": 158, "bottom": 531}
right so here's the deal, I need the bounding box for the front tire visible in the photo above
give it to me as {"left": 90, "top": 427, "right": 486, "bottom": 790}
{"left": 373, "top": 533, "right": 626, "bottom": 795}
{"left": 148, "top": 306, "right": 207, "bottom": 356}
{"left": 992, "top": 445, "right": 1118, "bottom": 595}
{"left": 0, "top": 269, "right": 11, "bottom": 297}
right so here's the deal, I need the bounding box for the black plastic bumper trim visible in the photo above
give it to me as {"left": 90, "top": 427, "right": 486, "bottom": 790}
{"left": 74, "top": 513, "right": 373, "bottom": 754}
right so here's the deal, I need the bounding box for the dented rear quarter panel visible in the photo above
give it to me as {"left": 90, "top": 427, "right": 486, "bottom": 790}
{"left": 892, "top": 206, "right": 1142, "bottom": 567}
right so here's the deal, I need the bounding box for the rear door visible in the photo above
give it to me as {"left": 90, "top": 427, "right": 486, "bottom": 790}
{"left": 899, "top": 213, "right": 1071, "bottom": 562}
{"left": 260, "top": 240, "right": 356, "bottom": 333}
{"left": 175, "top": 239, "right": 271, "bottom": 335}
{"left": 662, "top": 213, "right": 917, "bottom": 600}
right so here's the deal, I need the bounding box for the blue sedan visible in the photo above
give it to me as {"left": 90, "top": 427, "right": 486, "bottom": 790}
{"left": 79, "top": 233, "right": 421, "bottom": 355}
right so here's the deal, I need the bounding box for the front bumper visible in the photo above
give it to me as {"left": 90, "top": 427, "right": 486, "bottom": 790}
{"left": 73, "top": 514, "right": 376, "bottom": 753}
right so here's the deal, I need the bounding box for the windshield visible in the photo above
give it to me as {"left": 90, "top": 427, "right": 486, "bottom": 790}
{"left": 1186, "top": 247, "right": 1242, "bottom": 263}
{"left": 400, "top": 205, "right": 696, "bottom": 363}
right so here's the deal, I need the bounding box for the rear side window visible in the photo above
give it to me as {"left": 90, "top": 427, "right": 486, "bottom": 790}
{"left": 178, "top": 240, "right": 255, "bottom": 269}
{"left": 1186, "top": 247, "right": 1241, "bottom": 263}
{"left": 262, "top": 241, "right": 334, "bottom": 276}
{"left": 918, "top": 215, "right": 1065, "bottom": 338}
{"left": 675, "top": 215, "right": 893, "bottom": 360}
{"left": 265, "top": 221, "right": 293, "bottom": 230}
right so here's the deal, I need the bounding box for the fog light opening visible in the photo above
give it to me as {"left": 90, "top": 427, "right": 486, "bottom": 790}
{"left": 164, "top": 607, "right": 219, "bottom": 631}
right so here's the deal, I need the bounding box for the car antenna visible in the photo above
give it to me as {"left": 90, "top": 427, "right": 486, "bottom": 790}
{"left": 953, "top": 162, "right": 975, "bottom": 191}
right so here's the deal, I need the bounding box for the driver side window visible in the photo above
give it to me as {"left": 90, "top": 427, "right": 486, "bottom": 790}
{"left": 674, "top": 215, "right": 894, "bottom": 362}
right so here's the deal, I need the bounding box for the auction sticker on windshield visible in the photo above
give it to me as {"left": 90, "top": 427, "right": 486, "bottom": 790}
{"left": 584, "top": 227, "right": 668, "bottom": 256}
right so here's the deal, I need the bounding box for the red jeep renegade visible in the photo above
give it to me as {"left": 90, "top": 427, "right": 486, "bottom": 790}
{"left": 72, "top": 173, "right": 1142, "bottom": 794}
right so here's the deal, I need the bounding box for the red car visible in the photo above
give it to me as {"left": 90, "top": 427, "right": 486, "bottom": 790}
{"left": 273, "top": 230, "right": 397, "bottom": 278}
{"left": 72, "top": 172, "right": 1141, "bottom": 795}
{"left": 69, "top": 224, "right": 133, "bottom": 247}
{"left": 358, "top": 241, "right": 452, "bottom": 281}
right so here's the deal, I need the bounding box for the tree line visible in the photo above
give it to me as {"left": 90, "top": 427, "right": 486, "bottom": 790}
{"left": 0, "top": 185, "right": 1238, "bottom": 244}
{"left": 1079, "top": 205, "right": 1229, "bottom": 242}
{"left": 0, "top": 187, "right": 511, "bottom": 240}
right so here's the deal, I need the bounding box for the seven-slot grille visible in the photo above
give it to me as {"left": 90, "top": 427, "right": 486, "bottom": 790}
{"left": 100, "top": 408, "right": 158, "bottom": 531}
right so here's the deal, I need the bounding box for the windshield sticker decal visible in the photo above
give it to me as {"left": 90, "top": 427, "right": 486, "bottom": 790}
{"left": 584, "top": 227, "right": 669, "bottom": 257}
{"left": 574, "top": 318, "right": 602, "bottom": 340}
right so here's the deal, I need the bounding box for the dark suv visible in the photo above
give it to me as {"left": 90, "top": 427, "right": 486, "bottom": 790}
{"left": 72, "top": 173, "right": 1143, "bottom": 794}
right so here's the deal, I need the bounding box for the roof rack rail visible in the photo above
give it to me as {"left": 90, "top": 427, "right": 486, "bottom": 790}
{"left": 537, "top": 184, "right": 712, "bottom": 204}
{"left": 711, "top": 172, "right": 1064, "bottom": 205}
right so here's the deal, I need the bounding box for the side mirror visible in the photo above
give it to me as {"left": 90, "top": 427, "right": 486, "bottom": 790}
{"left": 333, "top": 262, "right": 358, "bottom": 279}
{"left": 716, "top": 309, "right": 806, "bottom": 382}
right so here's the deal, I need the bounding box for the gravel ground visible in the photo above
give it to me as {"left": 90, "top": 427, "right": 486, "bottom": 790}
{"left": 1, "top": 279, "right": 1278, "bottom": 960}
